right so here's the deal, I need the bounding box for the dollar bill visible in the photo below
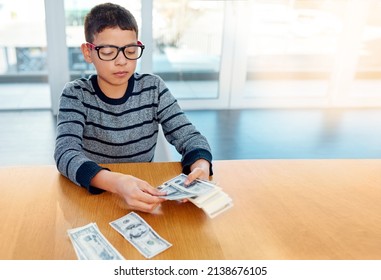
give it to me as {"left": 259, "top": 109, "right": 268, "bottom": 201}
{"left": 157, "top": 183, "right": 195, "bottom": 200}
{"left": 67, "top": 223, "right": 125, "bottom": 260}
{"left": 158, "top": 173, "right": 217, "bottom": 200}
{"left": 110, "top": 212, "right": 172, "bottom": 259}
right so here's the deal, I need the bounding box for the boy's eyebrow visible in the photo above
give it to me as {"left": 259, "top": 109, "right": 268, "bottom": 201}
{"left": 92, "top": 40, "right": 139, "bottom": 46}
{"left": 92, "top": 43, "right": 140, "bottom": 49}
{"left": 91, "top": 40, "right": 142, "bottom": 47}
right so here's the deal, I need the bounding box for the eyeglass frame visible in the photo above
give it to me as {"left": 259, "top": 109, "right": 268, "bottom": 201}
{"left": 85, "top": 41, "right": 145, "bottom": 61}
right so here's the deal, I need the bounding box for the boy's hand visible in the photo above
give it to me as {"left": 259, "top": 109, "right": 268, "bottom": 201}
{"left": 184, "top": 158, "right": 211, "bottom": 186}
{"left": 91, "top": 170, "right": 166, "bottom": 213}
{"left": 114, "top": 174, "right": 166, "bottom": 213}
{"left": 177, "top": 159, "right": 210, "bottom": 203}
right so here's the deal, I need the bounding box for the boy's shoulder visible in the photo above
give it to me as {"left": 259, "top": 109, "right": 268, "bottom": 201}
{"left": 134, "top": 72, "right": 166, "bottom": 84}
{"left": 65, "top": 76, "right": 94, "bottom": 90}
{"left": 133, "top": 73, "right": 167, "bottom": 92}
{"left": 62, "top": 76, "right": 95, "bottom": 99}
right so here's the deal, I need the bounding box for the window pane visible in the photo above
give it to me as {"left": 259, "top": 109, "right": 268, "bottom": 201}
{"left": 153, "top": 0, "right": 224, "bottom": 99}
{"left": 0, "top": 0, "right": 46, "bottom": 77}
{"left": 244, "top": 0, "right": 347, "bottom": 99}
{"left": 350, "top": 1, "right": 381, "bottom": 98}
{"left": 0, "top": 0, "right": 49, "bottom": 110}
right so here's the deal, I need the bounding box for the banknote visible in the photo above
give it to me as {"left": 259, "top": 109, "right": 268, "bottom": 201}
{"left": 110, "top": 212, "right": 172, "bottom": 259}
{"left": 158, "top": 173, "right": 217, "bottom": 199}
{"left": 67, "top": 222, "right": 125, "bottom": 260}
{"left": 157, "top": 183, "right": 195, "bottom": 200}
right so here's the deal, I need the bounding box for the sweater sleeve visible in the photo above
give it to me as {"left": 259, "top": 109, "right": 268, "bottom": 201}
{"left": 155, "top": 76, "right": 213, "bottom": 175}
{"left": 54, "top": 81, "right": 105, "bottom": 194}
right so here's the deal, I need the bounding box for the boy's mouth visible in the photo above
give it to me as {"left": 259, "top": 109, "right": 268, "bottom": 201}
{"left": 114, "top": 71, "right": 128, "bottom": 77}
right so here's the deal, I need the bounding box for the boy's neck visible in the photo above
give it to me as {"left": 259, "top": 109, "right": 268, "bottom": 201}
{"left": 97, "top": 77, "right": 128, "bottom": 99}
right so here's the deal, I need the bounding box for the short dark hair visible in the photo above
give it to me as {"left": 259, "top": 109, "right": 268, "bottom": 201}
{"left": 84, "top": 3, "right": 139, "bottom": 43}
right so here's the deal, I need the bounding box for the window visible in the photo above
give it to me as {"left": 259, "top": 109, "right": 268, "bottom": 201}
{"left": 152, "top": 0, "right": 224, "bottom": 100}
{"left": 229, "top": 0, "right": 381, "bottom": 108}
{"left": 0, "top": 0, "right": 50, "bottom": 110}
{"left": 0, "top": 0, "right": 46, "bottom": 79}
{"left": 2, "top": 0, "right": 381, "bottom": 111}
{"left": 349, "top": 1, "right": 381, "bottom": 104}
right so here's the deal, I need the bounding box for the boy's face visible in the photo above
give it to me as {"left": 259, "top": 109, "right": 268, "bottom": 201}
{"left": 82, "top": 27, "right": 139, "bottom": 92}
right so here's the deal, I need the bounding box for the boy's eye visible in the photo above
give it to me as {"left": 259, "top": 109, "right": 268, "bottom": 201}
{"left": 125, "top": 47, "right": 137, "bottom": 54}
{"left": 100, "top": 47, "right": 116, "bottom": 56}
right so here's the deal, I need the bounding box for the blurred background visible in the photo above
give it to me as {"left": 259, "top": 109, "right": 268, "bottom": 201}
{"left": 1, "top": 0, "right": 381, "bottom": 165}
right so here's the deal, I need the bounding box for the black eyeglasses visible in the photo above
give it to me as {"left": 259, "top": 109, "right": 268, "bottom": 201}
{"left": 86, "top": 41, "right": 145, "bottom": 61}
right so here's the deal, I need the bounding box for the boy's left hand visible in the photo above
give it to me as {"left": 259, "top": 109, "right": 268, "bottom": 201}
{"left": 184, "top": 158, "right": 211, "bottom": 186}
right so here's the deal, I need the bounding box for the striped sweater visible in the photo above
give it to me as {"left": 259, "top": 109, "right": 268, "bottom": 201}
{"left": 54, "top": 73, "right": 212, "bottom": 194}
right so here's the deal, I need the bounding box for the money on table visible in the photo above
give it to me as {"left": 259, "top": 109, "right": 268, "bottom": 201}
{"left": 110, "top": 212, "right": 172, "bottom": 259}
{"left": 67, "top": 222, "right": 125, "bottom": 260}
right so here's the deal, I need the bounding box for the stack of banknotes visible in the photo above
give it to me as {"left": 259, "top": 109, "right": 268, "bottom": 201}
{"left": 158, "top": 174, "right": 233, "bottom": 218}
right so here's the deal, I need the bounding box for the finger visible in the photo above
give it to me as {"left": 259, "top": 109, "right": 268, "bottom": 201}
{"left": 143, "top": 188, "right": 167, "bottom": 199}
{"left": 137, "top": 181, "right": 166, "bottom": 196}
{"left": 127, "top": 190, "right": 164, "bottom": 212}
{"left": 135, "top": 189, "right": 165, "bottom": 204}
{"left": 148, "top": 187, "right": 167, "bottom": 197}
{"left": 184, "top": 168, "right": 202, "bottom": 185}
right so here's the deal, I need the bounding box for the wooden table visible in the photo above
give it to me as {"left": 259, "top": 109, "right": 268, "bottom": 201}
{"left": 1, "top": 159, "right": 381, "bottom": 260}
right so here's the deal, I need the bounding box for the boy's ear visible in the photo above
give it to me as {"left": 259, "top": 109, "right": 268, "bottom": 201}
{"left": 81, "top": 43, "right": 93, "bottom": 63}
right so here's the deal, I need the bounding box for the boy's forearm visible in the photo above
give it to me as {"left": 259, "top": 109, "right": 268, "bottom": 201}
{"left": 90, "top": 169, "right": 119, "bottom": 194}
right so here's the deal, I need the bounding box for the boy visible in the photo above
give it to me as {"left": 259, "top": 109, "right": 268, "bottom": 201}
{"left": 54, "top": 3, "right": 213, "bottom": 213}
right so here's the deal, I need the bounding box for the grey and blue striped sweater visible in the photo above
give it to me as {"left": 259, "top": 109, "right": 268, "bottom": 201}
{"left": 54, "top": 73, "right": 212, "bottom": 194}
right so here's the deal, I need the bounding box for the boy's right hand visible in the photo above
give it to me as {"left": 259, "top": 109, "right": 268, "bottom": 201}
{"left": 91, "top": 170, "right": 166, "bottom": 213}
{"left": 114, "top": 174, "right": 167, "bottom": 213}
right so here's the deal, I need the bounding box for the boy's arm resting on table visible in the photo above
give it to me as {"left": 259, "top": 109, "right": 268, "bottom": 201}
{"left": 60, "top": 159, "right": 165, "bottom": 213}
{"left": 57, "top": 139, "right": 166, "bottom": 212}
{"left": 76, "top": 161, "right": 108, "bottom": 194}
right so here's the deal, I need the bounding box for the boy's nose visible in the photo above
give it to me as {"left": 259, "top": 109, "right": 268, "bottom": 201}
{"left": 114, "top": 51, "right": 128, "bottom": 65}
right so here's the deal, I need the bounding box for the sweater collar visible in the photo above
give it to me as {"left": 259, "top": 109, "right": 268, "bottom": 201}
{"left": 90, "top": 74, "right": 135, "bottom": 105}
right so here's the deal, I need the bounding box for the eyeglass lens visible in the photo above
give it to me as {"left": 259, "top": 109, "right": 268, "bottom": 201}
{"left": 98, "top": 46, "right": 143, "bottom": 61}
